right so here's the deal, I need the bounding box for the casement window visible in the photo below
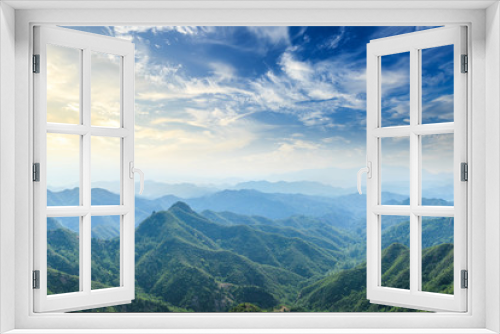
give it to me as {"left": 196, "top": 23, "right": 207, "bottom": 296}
{"left": 364, "top": 26, "right": 468, "bottom": 312}
{"left": 4, "top": 2, "right": 497, "bottom": 333}
{"left": 33, "top": 26, "right": 140, "bottom": 312}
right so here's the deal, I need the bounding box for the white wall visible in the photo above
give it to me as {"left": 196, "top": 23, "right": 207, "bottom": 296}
{"left": 0, "top": 1, "right": 16, "bottom": 333}
{"left": 485, "top": 2, "right": 500, "bottom": 333}
{"left": 4, "top": 3, "right": 497, "bottom": 332}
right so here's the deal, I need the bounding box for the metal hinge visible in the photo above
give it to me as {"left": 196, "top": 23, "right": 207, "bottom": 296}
{"left": 33, "top": 270, "right": 40, "bottom": 289}
{"left": 461, "top": 162, "right": 468, "bottom": 182}
{"left": 33, "top": 163, "right": 40, "bottom": 182}
{"left": 33, "top": 54, "right": 40, "bottom": 73}
{"left": 461, "top": 54, "right": 468, "bottom": 73}
{"left": 461, "top": 270, "right": 468, "bottom": 289}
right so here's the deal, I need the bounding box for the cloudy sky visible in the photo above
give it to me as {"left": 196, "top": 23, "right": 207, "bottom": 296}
{"left": 47, "top": 26, "right": 454, "bottom": 191}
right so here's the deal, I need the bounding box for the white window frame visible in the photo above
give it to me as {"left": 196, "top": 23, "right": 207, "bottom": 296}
{"left": 1, "top": 1, "right": 498, "bottom": 333}
{"left": 32, "top": 25, "right": 136, "bottom": 313}
{"left": 366, "top": 26, "right": 468, "bottom": 312}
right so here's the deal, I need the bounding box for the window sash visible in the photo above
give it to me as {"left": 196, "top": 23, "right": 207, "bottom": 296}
{"left": 366, "top": 26, "right": 468, "bottom": 312}
{"left": 32, "top": 25, "right": 136, "bottom": 313}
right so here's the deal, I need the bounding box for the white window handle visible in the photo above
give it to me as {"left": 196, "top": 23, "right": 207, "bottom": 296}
{"left": 357, "top": 161, "right": 372, "bottom": 195}
{"left": 129, "top": 162, "right": 144, "bottom": 195}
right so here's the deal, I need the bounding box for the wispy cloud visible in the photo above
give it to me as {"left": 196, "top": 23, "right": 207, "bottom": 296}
{"left": 318, "top": 27, "right": 346, "bottom": 50}
{"left": 56, "top": 26, "right": 443, "bottom": 185}
{"left": 246, "top": 26, "right": 291, "bottom": 46}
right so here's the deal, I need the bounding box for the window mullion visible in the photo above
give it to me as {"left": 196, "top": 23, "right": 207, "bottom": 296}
{"left": 82, "top": 47, "right": 92, "bottom": 294}
{"left": 409, "top": 48, "right": 420, "bottom": 294}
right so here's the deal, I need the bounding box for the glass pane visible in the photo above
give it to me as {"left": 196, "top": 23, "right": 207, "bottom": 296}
{"left": 381, "top": 52, "right": 410, "bottom": 127}
{"left": 91, "top": 136, "right": 121, "bottom": 205}
{"left": 421, "top": 134, "right": 454, "bottom": 205}
{"left": 91, "top": 216, "right": 120, "bottom": 290}
{"left": 381, "top": 215, "right": 410, "bottom": 290}
{"left": 47, "top": 217, "right": 80, "bottom": 295}
{"left": 46, "top": 44, "right": 81, "bottom": 124}
{"left": 91, "top": 51, "right": 121, "bottom": 127}
{"left": 47, "top": 133, "right": 80, "bottom": 206}
{"left": 381, "top": 137, "right": 410, "bottom": 204}
{"left": 421, "top": 217, "right": 454, "bottom": 294}
{"left": 421, "top": 45, "right": 454, "bottom": 124}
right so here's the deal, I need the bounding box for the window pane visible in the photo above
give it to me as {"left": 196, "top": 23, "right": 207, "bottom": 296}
{"left": 91, "top": 136, "right": 121, "bottom": 205}
{"left": 91, "top": 51, "right": 121, "bottom": 127}
{"left": 421, "top": 45, "right": 454, "bottom": 124}
{"left": 381, "top": 137, "right": 410, "bottom": 204}
{"left": 421, "top": 134, "right": 454, "bottom": 205}
{"left": 47, "top": 133, "right": 80, "bottom": 206}
{"left": 421, "top": 217, "right": 454, "bottom": 294}
{"left": 381, "top": 52, "right": 410, "bottom": 127}
{"left": 91, "top": 216, "right": 121, "bottom": 290}
{"left": 47, "top": 217, "right": 80, "bottom": 295}
{"left": 381, "top": 215, "right": 410, "bottom": 290}
{"left": 46, "top": 44, "right": 81, "bottom": 124}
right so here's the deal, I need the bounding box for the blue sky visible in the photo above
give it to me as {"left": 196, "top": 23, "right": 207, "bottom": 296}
{"left": 54, "top": 26, "right": 453, "bottom": 191}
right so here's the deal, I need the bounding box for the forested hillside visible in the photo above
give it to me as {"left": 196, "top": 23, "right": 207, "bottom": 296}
{"left": 47, "top": 197, "right": 454, "bottom": 312}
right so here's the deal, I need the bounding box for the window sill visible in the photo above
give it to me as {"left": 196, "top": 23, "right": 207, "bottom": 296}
{"left": 4, "top": 329, "right": 497, "bottom": 334}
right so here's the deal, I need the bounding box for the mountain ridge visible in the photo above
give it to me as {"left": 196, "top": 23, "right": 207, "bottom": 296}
{"left": 48, "top": 201, "right": 455, "bottom": 312}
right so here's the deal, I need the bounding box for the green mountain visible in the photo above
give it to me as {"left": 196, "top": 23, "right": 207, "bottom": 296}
{"left": 381, "top": 217, "right": 454, "bottom": 249}
{"left": 47, "top": 227, "right": 80, "bottom": 279}
{"left": 202, "top": 210, "right": 362, "bottom": 261}
{"left": 296, "top": 242, "right": 454, "bottom": 312}
{"left": 132, "top": 202, "right": 355, "bottom": 311}
{"left": 47, "top": 201, "right": 455, "bottom": 313}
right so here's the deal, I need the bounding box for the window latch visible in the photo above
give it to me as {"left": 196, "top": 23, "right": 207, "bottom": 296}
{"left": 357, "top": 159, "right": 372, "bottom": 195}
{"left": 129, "top": 162, "right": 144, "bottom": 195}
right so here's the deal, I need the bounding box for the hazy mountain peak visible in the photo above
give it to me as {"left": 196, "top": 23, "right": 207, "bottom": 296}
{"left": 169, "top": 201, "right": 196, "bottom": 214}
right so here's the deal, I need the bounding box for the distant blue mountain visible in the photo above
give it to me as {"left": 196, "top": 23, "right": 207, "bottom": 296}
{"left": 91, "top": 180, "right": 219, "bottom": 199}
{"left": 49, "top": 187, "right": 363, "bottom": 237}
{"left": 47, "top": 188, "right": 181, "bottom": 238}
{"left": 231, "top": 180, "right": 352, "bottom": 197}
{"left": 47, "top": 186, "right": 450, "bottom": 240}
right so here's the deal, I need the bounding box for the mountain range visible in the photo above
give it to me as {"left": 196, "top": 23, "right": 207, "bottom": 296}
{"left": 47, "top": 199, "right": 454, "bottom": 312}
{"left": 47, "top": 187, "right": 452, "bottom": 240}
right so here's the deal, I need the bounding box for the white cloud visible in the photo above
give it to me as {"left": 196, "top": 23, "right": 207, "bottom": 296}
{"left": 113, "top": 26, "right": 213, "bottom": 36}
{"left": 279, "top": 52, "right": 314, "bottom": 81}
{"left": 319, "top": 27, "right": 346, "bottom": 50}
{"left": 246, "top": 26, "right": 290, "bottom": 46}
{"left": 114, "top": 26, "right": 153, "bottom": 35}
{"left": 184, "top": 107, "right": 255, "bottom": 128}
{"left": 322, "top": 136, "right": 351, "bottom": 144}
{"left": 421, "top": 134, "right": 454, "bottom": 174}
{"left": 154, "top": 26, "right": 214, "bottom": 35}
{"left": 116, "top": 26, "right": 366, "bottom": 132}
{"left": 421, "top": 94, "right": 453, "bottom": 121}
{"left": 381, "top": 68, "right": 409, "bottom": 89}
{"left": 209, "top": 62, "right": 236, "bottom": 82}
{"left": 298, "top": 110, "right": 331, "bottom": 127}
{"left": 105, "top": 27, "right": 369, "bottom": 181}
